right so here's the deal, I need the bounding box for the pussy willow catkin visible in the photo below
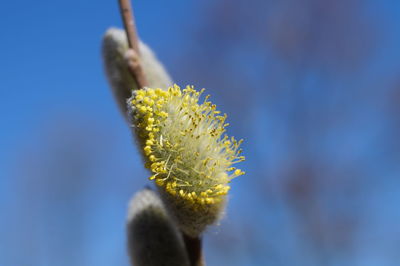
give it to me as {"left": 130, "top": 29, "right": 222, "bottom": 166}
{"left": 129, "top": 85, "right": 245, "bottom": 236}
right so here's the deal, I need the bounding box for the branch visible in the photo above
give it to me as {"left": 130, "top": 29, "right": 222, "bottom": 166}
{"left": 183, "top": 233, "right": 205, "bottom": 266}
{"left": 118, "top": 0, "right": 148, "bottom": 88}
{"left": 118, "top": 1, "right": 204, "bottom": 265}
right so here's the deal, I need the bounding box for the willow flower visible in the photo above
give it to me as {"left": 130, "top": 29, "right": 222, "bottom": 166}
{"left": 128, "top": 85, "right": 245, "bottom": 236}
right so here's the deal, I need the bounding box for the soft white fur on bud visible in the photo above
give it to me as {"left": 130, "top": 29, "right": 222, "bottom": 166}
{"left": 102, "top": 27, "right": 173, "bottom": 118}
{"left": 127, "top": 188, "right": 189, "bottom": 266}
{"left": 158, "top": 188, "right": 227, "bottom": 238}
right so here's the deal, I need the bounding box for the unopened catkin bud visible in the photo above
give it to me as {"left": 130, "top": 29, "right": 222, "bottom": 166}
{"left": 102, "top": 27, "right": 173, "bottom": 118}
{"left": 127, "top": 188, "right": 189, "bottom": 266}
{"left": 128, "top": 85, "right": 245, "bottom": 237}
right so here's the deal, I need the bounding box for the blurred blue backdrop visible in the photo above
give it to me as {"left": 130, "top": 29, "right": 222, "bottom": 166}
{"left": 1, "top": 0, "right": 400, "bottom": 265}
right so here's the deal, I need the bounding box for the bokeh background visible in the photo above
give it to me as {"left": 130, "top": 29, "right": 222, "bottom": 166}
{"left": 1, "top": 0, "right": 400, "bottom": 265}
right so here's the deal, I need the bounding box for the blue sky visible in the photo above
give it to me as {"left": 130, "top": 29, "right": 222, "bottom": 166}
{"left": 2, "top": 1, "right": 400, "bottom": 265}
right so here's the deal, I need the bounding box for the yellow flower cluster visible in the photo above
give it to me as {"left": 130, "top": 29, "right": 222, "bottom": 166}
{"left": 130, "top": 85, "right": 245, "bottom": 207}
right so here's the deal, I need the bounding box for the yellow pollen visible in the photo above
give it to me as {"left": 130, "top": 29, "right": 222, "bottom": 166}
{"left": 129, "top": 85, "right": 245, "bottom": 206}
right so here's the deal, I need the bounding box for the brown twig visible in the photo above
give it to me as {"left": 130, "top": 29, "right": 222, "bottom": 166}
{"left": 182, "top": 233, "right": 205, "bottom": 266}
{"left": 118, "top": 0, "right": 148, "bottom": 88}
{"left": 118, "top": 1, "right": 204, "bottom": 264}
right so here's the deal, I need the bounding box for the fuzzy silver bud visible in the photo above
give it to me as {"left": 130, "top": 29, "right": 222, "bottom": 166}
{"left": 102, "top": 27, "right": 173, "bottom": 118}
{"left": 127, "top": 188, "right": 189, "bottom": 266}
